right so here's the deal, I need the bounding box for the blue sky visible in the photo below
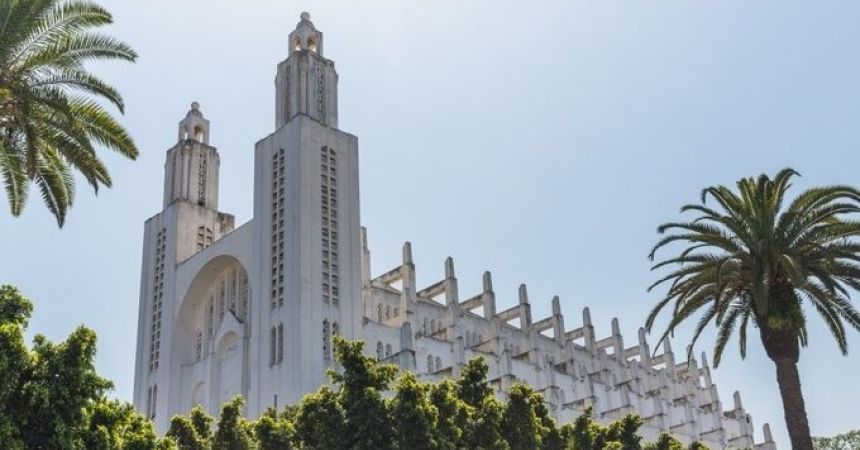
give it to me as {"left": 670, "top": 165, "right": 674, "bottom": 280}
{"left": 2, "top": 1, "right": 860, "bottom": 447}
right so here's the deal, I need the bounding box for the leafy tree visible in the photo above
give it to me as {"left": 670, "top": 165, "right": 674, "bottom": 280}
{"left": 457, "top": 357, "right": 493, "bottom": 408}
{"left": 79, "top": 398, "right": 175, "bottom": 450}
{"left": 530, "top": 391, "right": 563, "bottom": 450}
{"left": 294, "top": 386, "right": 346, "bottom": 450}
{"left": 643, "top": 432, "right": 683, "bottom": 450}
{"left": 562, "top": 407, "right": 606, "bottom": 450}
{"left": 167, "top": 409, "right": 210, "bottom": 450}
{"left": 0, "top": 285, "right": 168, "bottom": 449}
{"left": 254, "top": 407, "right": 295, "bottom": 450}
{"left": 0, "top": 0, "right": 138, "bottom": 226}
{"left": 427, "top": 380, "right": 467, "bottom": 450}
{"left": 456, "top": 358, "right": 507, "bottom": 450}
{"left": 329, "top": 337, "right": 398, "bottom": 450}
{"left": 389, "top": 372, "right": 438, "bottom": 450}
{"left": 813, "top": 429, "right": 860, "bottom": 450}
{"left": 647, "top": 168, "right": 860, "bottom": 450}
{"left": 501, "top": 383, "right": 545, "bottom": 450}
{"left": 211, "top": 396, "right": 254, "bottom": 450}
{"left": 604, "top": 414, "right": 645, "bottom": 450}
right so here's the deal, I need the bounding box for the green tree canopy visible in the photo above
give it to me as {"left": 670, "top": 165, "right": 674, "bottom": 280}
{"left": 0, "top": 285, "right": 169, "bottom": 449}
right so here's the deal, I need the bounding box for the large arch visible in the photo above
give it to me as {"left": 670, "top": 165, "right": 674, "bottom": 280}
{"left": 174, "top": 254, "right": 251, "bottom": 413}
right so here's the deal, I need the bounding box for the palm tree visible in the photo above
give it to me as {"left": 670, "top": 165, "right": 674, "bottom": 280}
{"left": 646, "top": 168, "right": 860, "bottom": 450}
{"left": 0, "top": 0, "right": 137, "bottom": 226}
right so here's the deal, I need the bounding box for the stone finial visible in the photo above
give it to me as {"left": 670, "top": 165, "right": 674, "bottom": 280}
{"left": 518, "top": 284, "right": 529, "bottom": 305}
{"left": 551, "top": 295, "right": 561, "bottom": 315}
{"left": 638, "top": 327, "right": 648, "bottom": 346}
{"left": 402, "top": 241, "right": 413, "bottom": 264}
{"left": 482, "top": 271, "right": 493, "bottom": 292}
{"left": 733, "top": 391, "right": 743, "bottom": 410}
{"left": 763, "top": 423, "right": 774, "bottom": 442}
{"left": 300, "top": 11, "right": 311, "bottom": 21}
{"left": 582, "top": 307, "right": 592, "bottom": 326}
{"left": 611, "top": 317, "right": 621, "bottom": 336}
{"left": 445, "top": 256, "right": 455, "bottom": 278}
{"left": 701, "top": 351, "right": 709, "bottom": 368}
{"left": 663, "top": 339, "right": 673, "bottom": 354}
{"left": 190, "top": 101, "right": 200, "bottom": 111}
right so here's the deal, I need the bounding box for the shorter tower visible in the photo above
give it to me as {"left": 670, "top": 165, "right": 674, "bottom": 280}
{"left": 134, "top": 103, "right": 234, "bottom": 429}
{"left": 164, "top": 102, "right": 219, "bottom": 212}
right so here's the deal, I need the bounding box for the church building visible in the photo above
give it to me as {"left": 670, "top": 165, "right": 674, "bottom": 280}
{"left": 133, "top": 13, "right": 776, "bottom": 449}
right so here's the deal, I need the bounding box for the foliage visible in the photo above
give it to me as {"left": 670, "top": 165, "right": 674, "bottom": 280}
{"left": 813, "top": 429, "right": 860, "bottom": 450}
{"left": 159, "top": 338, "right": 711, "bottom": 450}
{"left": 0, "top": 285, "right": 170, "bottom": 449}
{"left": 0, "top": 0, "right": 138, "bottom": 226}
{"left": 647, "top": 168, "right": 860, "bottom": 449}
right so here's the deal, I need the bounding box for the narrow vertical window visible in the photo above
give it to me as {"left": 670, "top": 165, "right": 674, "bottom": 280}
{"left": 150, "top": 385, "right": 157, "bottom": 419}
{"left": 270, "top": 327, "right": 277, "bottom": 366}
{"left": 435, "top": 357, "right": 442, "bottom": 372}
{"left": 385, "top": 344, "right": 392, "bottom": 358}
{"left": 376, "top": 342, "right": 384, "bottom": 360}
{"left": 195, "top": 331, "right": 203, "bottom": 362}
{"left": 427, "top": 355, "right": 434, "bottom": 373}
{"left": 277, "top": 323, "right": 284, "bottom": 363}
{"left": 322, "top": 320, "right": 331, "bottom": 360}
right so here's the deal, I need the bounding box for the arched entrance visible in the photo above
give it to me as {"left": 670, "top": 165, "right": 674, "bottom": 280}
{"left": 176, "top": 255, "right": 251, "bottom": 413}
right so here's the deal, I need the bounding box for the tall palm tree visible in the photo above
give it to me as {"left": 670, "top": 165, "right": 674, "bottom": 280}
{"left": 646, "top": 168, "right": 860, "bottom": 450}
{"left": 0, "top": 0, "right": 137, "bottom": 226}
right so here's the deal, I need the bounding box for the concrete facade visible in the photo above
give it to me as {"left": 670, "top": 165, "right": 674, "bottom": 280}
{"left": 133, "top": 13, "right": 777, "bottom": 449}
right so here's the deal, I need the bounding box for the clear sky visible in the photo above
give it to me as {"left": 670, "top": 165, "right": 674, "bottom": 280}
{"left": 2, "top": 1, "right": 859, "bottom": 448}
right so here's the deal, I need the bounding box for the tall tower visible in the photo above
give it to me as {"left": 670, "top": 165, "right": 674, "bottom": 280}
{"left": 249, "top": 12, "right": 362, "bottom": 410}
{"left": 133, "top": 103, "right": 235, "bottom": 427}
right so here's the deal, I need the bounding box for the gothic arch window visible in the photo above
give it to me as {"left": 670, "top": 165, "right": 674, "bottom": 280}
{"left": 307, "top": 38, "right": 317, "bottom": 52}
{"left": 435, "top": 356, "right": 442, "bottom": 372}
{"left": 376, "top": 342, "right": 384, "bottom": 360}
{"left": 423, "top": 317, "right": 429, "bottom": 335}
{"left": 332, "top": 321, "right": 339, "bottom": 339}
{"left": 385, "top": 344, "right": 392, "bottom": 358}
{"left": 385, "top": 305, "right": 391, "bottom": 320}
{"left": 322, "top": 320, "right": 331, "bottom": 360}
{"left": 377, "top": 304, "right": 383, "bottom": 322}
{"left": 430, "top": 319, "right": 437, "bottom": 334}
{"left": 427, "top": 355, "right": 434, "bottom": 373}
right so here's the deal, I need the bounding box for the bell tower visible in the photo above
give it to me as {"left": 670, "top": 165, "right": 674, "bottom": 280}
{"left": 275, "top": 12, "right": 339, "bottom": 129}
{"left": 163, "top": 102, "right": 220, "bottom": 210}
{"left": 251, "top": 12, "right": 360, "bottom": 411}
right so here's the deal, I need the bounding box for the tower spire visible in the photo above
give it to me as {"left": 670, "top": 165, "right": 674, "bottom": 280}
{"left": 163, "top": 102, "right": 220, "bottom": 209}
{"left": 275, "top": 12, "right": 339, "bottom": 129}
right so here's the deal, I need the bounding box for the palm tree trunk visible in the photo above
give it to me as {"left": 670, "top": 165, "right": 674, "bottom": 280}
{"left": 773, "top": 357, "right": 812, "bottom": 450}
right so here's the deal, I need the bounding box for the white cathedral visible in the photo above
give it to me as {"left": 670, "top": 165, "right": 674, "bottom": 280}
{"left": 134, "top": 13, "right": 777, "bottom": 449}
